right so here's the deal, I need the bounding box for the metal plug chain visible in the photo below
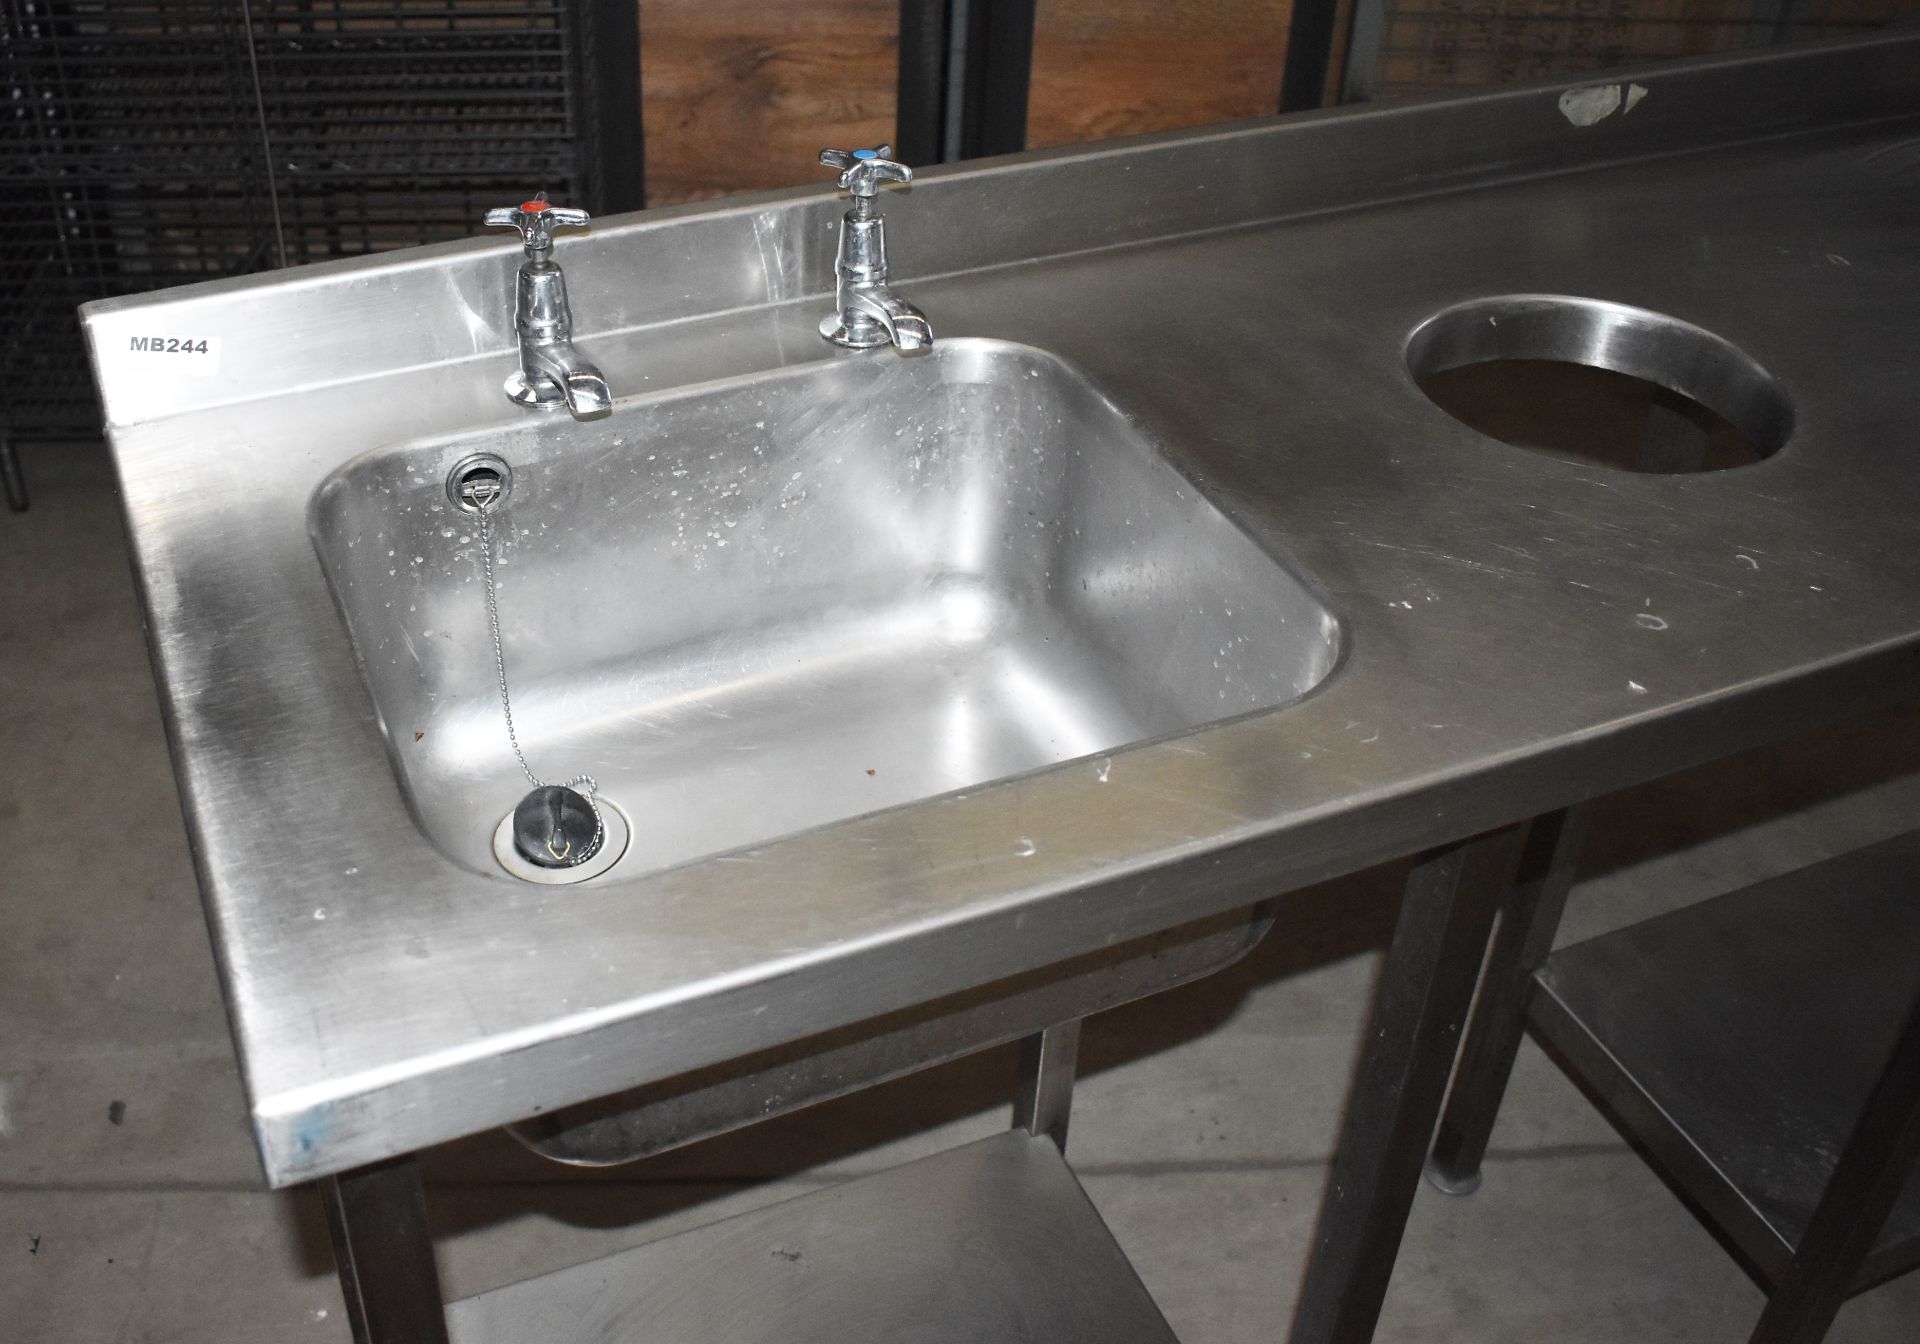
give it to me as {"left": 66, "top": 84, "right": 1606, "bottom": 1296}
{"left": 472, "top": 497, "right": 604, "bottom": 864}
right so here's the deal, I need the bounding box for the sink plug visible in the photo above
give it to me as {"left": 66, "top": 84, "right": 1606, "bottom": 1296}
{"left": 462, "top": 470, "right": 628, "bottom": 883}
{"left": 513, "top": 784, "right": 603, "bottom": 869}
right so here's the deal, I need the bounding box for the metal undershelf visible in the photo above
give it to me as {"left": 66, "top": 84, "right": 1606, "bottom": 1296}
{"left": 1530, "top": 831, "right": 1920, "bottom": 1292}
{"left": 444, "top": 1130, "right": 1179, "bottom": 1344}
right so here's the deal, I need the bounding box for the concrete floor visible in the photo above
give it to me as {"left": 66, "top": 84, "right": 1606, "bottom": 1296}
{"left": 5, "top": 438, "right": 1919, "bottom": 1342}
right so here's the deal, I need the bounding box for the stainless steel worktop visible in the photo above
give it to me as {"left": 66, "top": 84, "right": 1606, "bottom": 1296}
{"left": 84, "top": 35, "right": 1920, "bottom": 1187}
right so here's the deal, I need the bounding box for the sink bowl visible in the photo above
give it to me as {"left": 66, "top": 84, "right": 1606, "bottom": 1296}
{"left": 310, "top": 339, "right": 1340, "bottom": 880}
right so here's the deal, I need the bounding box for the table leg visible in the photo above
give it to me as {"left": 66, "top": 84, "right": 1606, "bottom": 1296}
{"left": 1748, "top": 990, "right": 1920, "bottom": 1344}
{"left": 1637, "top": 399, "right": 1712, "bottom": 474}
{"left": 1288, "top": 828, "right": 1523, "bottom": 1344}
{"left": 1425, "top": 805, "right": 1590, "bottom": 1194}
{"left": 1014, "top": 1019, "right": 1083, "bottom": 1151}
{"left": 321, "top": 1155, "right": 450, "bottom": 1344}
{"left": 1, "top": 430, "right": 27, "bottom": 513}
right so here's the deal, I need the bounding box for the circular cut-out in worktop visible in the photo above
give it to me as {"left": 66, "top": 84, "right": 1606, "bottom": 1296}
{"left": 1405, "top": 295, "right": 1792, "bottom": 474}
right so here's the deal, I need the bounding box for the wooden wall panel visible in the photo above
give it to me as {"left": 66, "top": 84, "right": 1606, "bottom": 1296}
{"left": 1026, "top": 1, "right": 1295, "bottom": 150}
{"left": 640, "top": 0, "right": 897, "bottom": 206}
{"left": 632, "top": 2, "right": 1910, "bottom": 205}
{"left": 1366, "top": 0, "right": 1917, "bottom": 99}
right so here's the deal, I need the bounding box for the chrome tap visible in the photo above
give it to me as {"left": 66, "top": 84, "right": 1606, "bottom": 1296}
{"left": 818, "top": 146, "right": 932, "bottom": 352}
{"left": 484, "top": 194, "right": 613, "bottom": 418}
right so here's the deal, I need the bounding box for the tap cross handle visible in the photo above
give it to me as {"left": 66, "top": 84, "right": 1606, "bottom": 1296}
{"left": 484, "top": 192, "right": 590, "bottom": 254}
{"left": 819, "top": 145, "right": 913, "bottom": 198}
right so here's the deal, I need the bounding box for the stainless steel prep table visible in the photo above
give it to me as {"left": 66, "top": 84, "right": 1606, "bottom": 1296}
{"left": 83, "top": 32, "right": 1920, "bottom": 1344}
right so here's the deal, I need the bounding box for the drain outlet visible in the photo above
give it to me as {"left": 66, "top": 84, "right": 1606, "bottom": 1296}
{"left": 447, "top": 452, "right": 513, "bottom": 512}
{"left": 493, "top": 795, "right": 631, "bottom": 885}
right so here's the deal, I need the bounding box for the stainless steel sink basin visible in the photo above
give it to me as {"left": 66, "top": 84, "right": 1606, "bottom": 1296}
{"left": 310, "top": 338, "right": 1339, "bottom": 880}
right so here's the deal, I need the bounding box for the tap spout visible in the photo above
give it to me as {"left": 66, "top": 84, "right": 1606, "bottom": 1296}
{"left": 843, "top": 288, "right": 933, "bottom": 352}
{"left": 506, "top": 259, "right": 612, "bottom": 417}
{"left": 819, "top": 206, "right": 934, "bottom": 352}
{"left": 520, "top": 340, "right": 613, "bottom": 417}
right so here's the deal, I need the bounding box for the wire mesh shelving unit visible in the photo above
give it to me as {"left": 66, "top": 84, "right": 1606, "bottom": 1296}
{"left": 1, "top": 0, "right": 640, "bottom": 508}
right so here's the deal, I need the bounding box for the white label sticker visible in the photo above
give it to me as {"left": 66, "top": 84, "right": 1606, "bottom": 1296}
{"left": 120, "top": 333, "right": 223, "bottom": 376}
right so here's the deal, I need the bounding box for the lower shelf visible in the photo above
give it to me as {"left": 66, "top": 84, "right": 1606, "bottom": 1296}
{"left": 444, "top": 1129, "right": 1178, "bottom": 1343}
{"left": 1530, "top": 830, "right": 1920, "bottom": 1291}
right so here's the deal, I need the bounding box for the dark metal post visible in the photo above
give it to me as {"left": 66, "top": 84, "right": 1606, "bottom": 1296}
{"left": 1749, "top": 989, "right": 1920, "bottom": 1344}
{"left": 1279, "top": 0, "right": 1345, "bottom": 112}
{"left": 894, "top": 0, "right": 1035, "bottom": 164}
{"left": 321, "top": 1157, "right": 451, "bottom": 1344}
{"left": 1288, "top": 828, "right": 1523, "bottom": 1344}
{"left": 960, "top": 0, "right": 1036, "bottom": 159}
{"left": 1339, "top": 0, "right": 1388, "bottom": 104}
{"left": 1426, "top": 805, "right": 1590, "bottom": 1194}
{"left": 1, "top": 431, "right": 27, "bottom": 512}
{"left": 896, "top": 0, "right": 950, "bottom": 168}
{"left": 1014, "top": 1019, "right": 1083, "bottom": 1150}
{"left": 571, "top": 0, "right": 646, "bottom": 213}
{"left": 1749, "top": 0, "right": 1806, "bottom": 50}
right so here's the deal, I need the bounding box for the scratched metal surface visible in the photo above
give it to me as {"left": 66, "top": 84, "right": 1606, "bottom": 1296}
{"left": 84, "top": 35, "right": 1920, "bottom": 1185}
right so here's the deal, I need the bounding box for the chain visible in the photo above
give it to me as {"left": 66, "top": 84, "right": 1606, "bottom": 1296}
{"left": 473, "top": 498, "right": 604, "bottom": 865}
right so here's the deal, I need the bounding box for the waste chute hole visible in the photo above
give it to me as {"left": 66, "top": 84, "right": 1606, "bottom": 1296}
{"left": 1404, "top": 296, "right": 1791, "bottom": 474}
